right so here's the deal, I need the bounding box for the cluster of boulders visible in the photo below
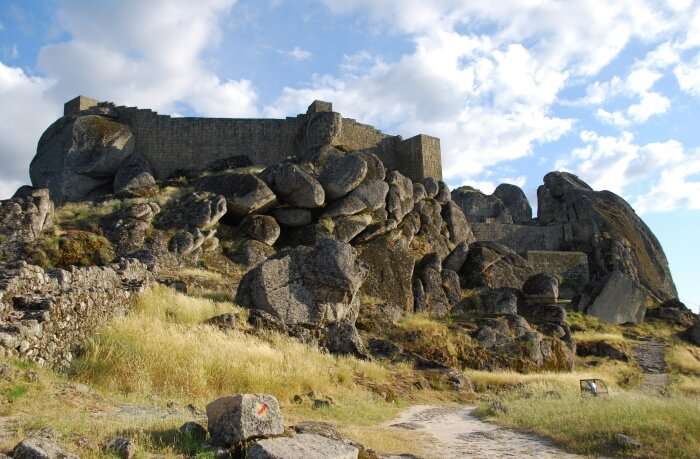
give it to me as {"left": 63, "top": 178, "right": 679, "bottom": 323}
{"left": 0, "top": 187, "right": 54, "bottom": 261}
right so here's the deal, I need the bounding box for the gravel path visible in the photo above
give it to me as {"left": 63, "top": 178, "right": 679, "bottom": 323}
{"left": 387, "top": 405, "right": 589, "bottom": 459}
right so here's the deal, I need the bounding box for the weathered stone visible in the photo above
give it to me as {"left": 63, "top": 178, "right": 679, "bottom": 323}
{"left": 106, "top": 437, "right": 135, "bottom": 459}
{"left": 324, "top": 322, "right": 367, "bottom": 358}
{"left": 236, "top": 239, "right": 366, "bottom": 327}
{"left": 271, "top": 208, "right": 313, "bottom": 227}
{"left": 247, "top": 433, "right": 358, "bottom": 459}
{"left": 435, "top": 181, "right": 451, "bottom": 204}
{"left": 12, "top": 437, "right": 79, "bottom": 459}
{"left": 206, "top": 394, "right": 284, "bottom": 446}
{"left": 493, "top": 183, "right": 532, "bottom": 224}
{"left": 443, "top": 241, "right": 470, "bottom": 272}
{"left": 103, "top": 202, "right": 160, "bottom": 256}
{"left": 333, "top": 213, "right": 372, "bottom": 243}
{"left": 358, "top": 236, "right": 414, "bottom": 316}
{"left": 262, "top": 163, "right": 325, "bottom": 208}
{"left": 441, "top": 200, "right": 474, "bottom": 245}
{"left": 520, "top": 303, "right": 567, "bottom": 325}
{"left": 350, "top": 151, "right": 386, "bottom": 182}
{"left": 585, "top": 271, "right": 649, "bottom": 324}
{"left": 196, "top": 172, "right": 276, "bottom": 218}
{"left": 412, "top": 183, "right": 427, "bottom": 202}
{"left": 240, "top": 215, "right": 281, "bottom": 246}
{"left": 522, "top": 273, "right": 559, "bottom": 301}
{"left": 614, "top": 433, "right": 641, "bottom": 450}
{"left": 31, "top": 114, "right": 135, "bottom": 202}
{"left": 687, "top": 319, "right": 700, "bottom": 346}
{"left": 113, "top": 153, "right": 156, "bottom": 197}
{"left": 441, "top": 269, "right": 462, "bottom": 305}
{"left": 386, "top": 171, "right": 414, "bottom": 222}
{"left": 451, "top": 186, "right": 511, "bottom": 223}
{"left": 228, "top": 239, "right": 275, "bottom": 268}
{"left": 0, "top": 187, "right": 54, "bottom": 248}
{"left": 169, "top": 229, "right": 216, "bottom": 256}
{"left": 460, "top": 242, "right": 534, "bottom": 290}
{"left": 158, "top": 192, "right": 226, "bottom": 230}
{"left": 319, "top": 154, "right": 368, "bottom": 200}
{"left": 416, "top": 254, "right": 451, "bottom": 317}
{"left": 323, "top": 180, "right": 389, "bottom": 218}
{"left": 646, "top": 299, "right": 696, "bottom": 327}
{"left": 537, "top": 171, "right": 676, "bottom": 304}
{"left": 576, "top": 341, "right": 628, "bottom": 362}
{"left": 422, "top": 177, "right": 439, "bottom": 199}
{"left": 458, "top": 287, "right": 519, "bottom": 315}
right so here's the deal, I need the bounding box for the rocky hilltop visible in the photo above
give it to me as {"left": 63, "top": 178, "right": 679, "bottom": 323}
{"left": 0, "top": 97, "right": 696, "bottom": 376}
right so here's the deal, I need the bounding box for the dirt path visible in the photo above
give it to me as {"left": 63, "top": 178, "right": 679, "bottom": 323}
{"left": 633, "top": 338, "right": 669, "bottom": 394}
{"left": 387, "top": 405, "right": 589, "bottom": 459}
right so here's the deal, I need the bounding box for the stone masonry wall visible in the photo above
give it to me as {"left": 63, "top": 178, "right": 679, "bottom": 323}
{"left": 527, "top": 250, "right": 590, "bottom": 298}
{"left": 62, "top": 97, "right": 444, "bottom": 182}
{"left": 471, "top": 222, "right": 566, "bottom": 254}
{"left": 0, "top": 259, "right": 150, "bottom": 369}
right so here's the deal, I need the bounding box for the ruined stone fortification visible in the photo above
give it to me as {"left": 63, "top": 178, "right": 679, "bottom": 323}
{"left": 0, "top": 259, "right": 150, "bottom": 368}
{"left": 63, "top": 96, "right": 442, "bottom": 182}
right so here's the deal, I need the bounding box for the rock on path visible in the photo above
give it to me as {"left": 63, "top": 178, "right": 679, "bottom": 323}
{"left": 387, "top": 405, "right": 586, "bottom": 459}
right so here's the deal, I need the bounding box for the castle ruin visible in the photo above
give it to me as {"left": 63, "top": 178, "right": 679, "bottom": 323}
{"left": 62, "top": 96, "right": 442, "bottom": 182}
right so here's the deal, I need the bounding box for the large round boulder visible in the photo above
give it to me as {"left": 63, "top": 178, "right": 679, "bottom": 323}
{"left": 460, "top": 241, "right": 534, "bottom": 290}
{"left": 31, "top": 115, "right": 135, "bottom": 202}
{"left": 493, "top": 183, "right": 532, "bottom": 224}
{"left": 261, "top": 163, "right": 325, "bottom": 208}
{"left": 319, "top": 154, "right": 367, "bottom": 200}
{"left": 196, "top": 172, "right": 276, "bottom": 218}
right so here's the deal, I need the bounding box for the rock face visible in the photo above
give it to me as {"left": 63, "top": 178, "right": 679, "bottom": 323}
{"left": 248, "top": 433, "right": 359, "bottom": 459}
{"left": 537, "top": 171, "right": 676, "bottom": 304}
{"left": 688, "top": 319, "right": 700, "bottom": 346}
{"left": 113, "top": 153, "right": 156, "bottom": 197}
{"left": 31, "top": 115, "right": 135, "bottom": 203}
{"left": 0, "top": 188, "right": 54, "bottom": 255}
{"left": 261, "top": 163, "right": 325, "bottom": 208}
{"left": 584, "top": 271, "right": 649, "bottom": 324}
{"left": 493, "top": 184, "right": 532, "bottom": 224}
{"left": 236, "top": 239, "right": 366, "bottom": 327}
{"left": 206, "top": 394, "right": 284, "bottom": 446}
{"left": 460, "top": 242, "right": 534, "bottom": 290}
{"left": 358, "top": 236, "right": 414, "bottom": 316}
{"left": 196, "top": 172, "right": 276, "bottom": 218}
{"left": 522, "top": 273, "right": 559, "bottom": 302}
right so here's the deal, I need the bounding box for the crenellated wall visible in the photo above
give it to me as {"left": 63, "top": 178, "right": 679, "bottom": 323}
{"left": 62, "top": 96, "right": 443, "bottom": 182}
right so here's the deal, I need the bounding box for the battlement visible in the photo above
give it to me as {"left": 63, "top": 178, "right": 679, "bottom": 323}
{"left": 64, "top": 96, "right": 99, "bottom": 116}
{"left": 61, "top": 97, "right": 443, "bottom": 182}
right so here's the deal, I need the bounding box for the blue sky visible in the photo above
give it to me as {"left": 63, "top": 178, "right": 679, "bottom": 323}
{"left": 1, "top": 0, "right": 700, "bottom": 310}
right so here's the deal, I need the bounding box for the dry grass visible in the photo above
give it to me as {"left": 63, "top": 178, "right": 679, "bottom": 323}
{"left": 483, "top": 387, "right": 700, "bottom": 459}
{"left": 572, "top": 331, "right": 627, "bottom": 344}
{"left": 71, "top": 286, "right": 398, "bottom": 417}
{"left": 667, "top": 345, "right": 700, "bottom": 375}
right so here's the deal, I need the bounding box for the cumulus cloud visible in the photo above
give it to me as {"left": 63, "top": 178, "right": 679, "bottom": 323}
{"left": 288, "top": 46, "right": 312, "bottom": 61}
{"left": 555, "top": 129, "right": 699, "bottom": 213}
{"left": 0, "top": 62, "right": 60, "bottom": 197}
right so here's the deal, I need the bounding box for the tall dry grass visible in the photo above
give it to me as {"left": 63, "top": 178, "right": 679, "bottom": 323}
{"left": 71, "top": 286, "right": 395, "bottom": 415}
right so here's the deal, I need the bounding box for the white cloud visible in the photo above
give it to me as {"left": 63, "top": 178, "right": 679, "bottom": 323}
{"left": 36, "top": 0, "right": 257, "bottom": 117}
{"left": 556, "top": 129, "right": 698, "bottom": 213}
{"left": 0, "top": 61, "right": 60, "bottom": 198}
{"left": 675, "top": 51, "right": 700, "bottom": 95}
{"left": 627, "top": 91, "right": 671, "bottom": 122}
{"left": 596, "top": 108, "right": 630, "bottom": 127}
{"left": 288, "top": 46, "right": 312, "bottom": 61}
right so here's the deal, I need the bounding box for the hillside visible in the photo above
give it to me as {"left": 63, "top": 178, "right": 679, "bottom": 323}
{"left": 0, "top": 98, "right": 698, "bottom": 458}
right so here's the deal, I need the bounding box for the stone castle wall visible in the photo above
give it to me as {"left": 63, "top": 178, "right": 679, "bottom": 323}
{"left": 0, "top": 259, "right": 150, "bottom": 369}
{"left": 471, "top": 222, "right": 566, "bottom": 254}
{"left": 64, "top": 96, "right": 443, "bottom": 182}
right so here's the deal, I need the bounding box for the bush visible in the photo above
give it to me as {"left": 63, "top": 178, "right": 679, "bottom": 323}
{"left": 27, "top": 230, "right": 115, "bottom": 269}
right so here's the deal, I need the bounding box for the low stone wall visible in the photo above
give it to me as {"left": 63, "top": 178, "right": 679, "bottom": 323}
{"left": 471, "top": 222, "right": 565, "bottom": 253}
{"left": 527, "top": 250, "right": 590, "bottom": 298}
{"left": 0, "top": 259, "right": 150, "bottom": 368}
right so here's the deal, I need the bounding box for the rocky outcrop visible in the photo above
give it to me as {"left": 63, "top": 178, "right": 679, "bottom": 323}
{"left": 103, "top": 202, "right": 160, "bottom": 256}
{"left": 261, "top": 163, "right": 325, "bottom": 209}
{"left": 0, "top": 259, "right": 150, "bottom": 368}
{"left": 493, "top": 184, "right": 532, "bottom": 224}
{"left": 237, "top": 239, "right": 365, "bottom": 327}
{"left": 460, "top": 242, "right": 534, "bottom": 290}
{"left": 0, "top": 187, "right": 54, "bottom": 260}
{"left": 31, "top": 115, "right": 135, "bottom": 203}
{"left": 537, "top": 171, "right": 677, "bottom": 304}
{"left": 196, "top": 172, "right": 276, "bottom": 219}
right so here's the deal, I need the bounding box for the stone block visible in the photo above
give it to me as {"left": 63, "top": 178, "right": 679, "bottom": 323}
{"left": 247, "top": 433, "right": 358, "bottom": 459}
{"left": 206, "top": 394, "right": 284, "bottom": 446}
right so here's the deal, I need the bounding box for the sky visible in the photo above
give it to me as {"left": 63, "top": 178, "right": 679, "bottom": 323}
{"left": 1, "top": 0, "right": 699, "bottom": 310}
